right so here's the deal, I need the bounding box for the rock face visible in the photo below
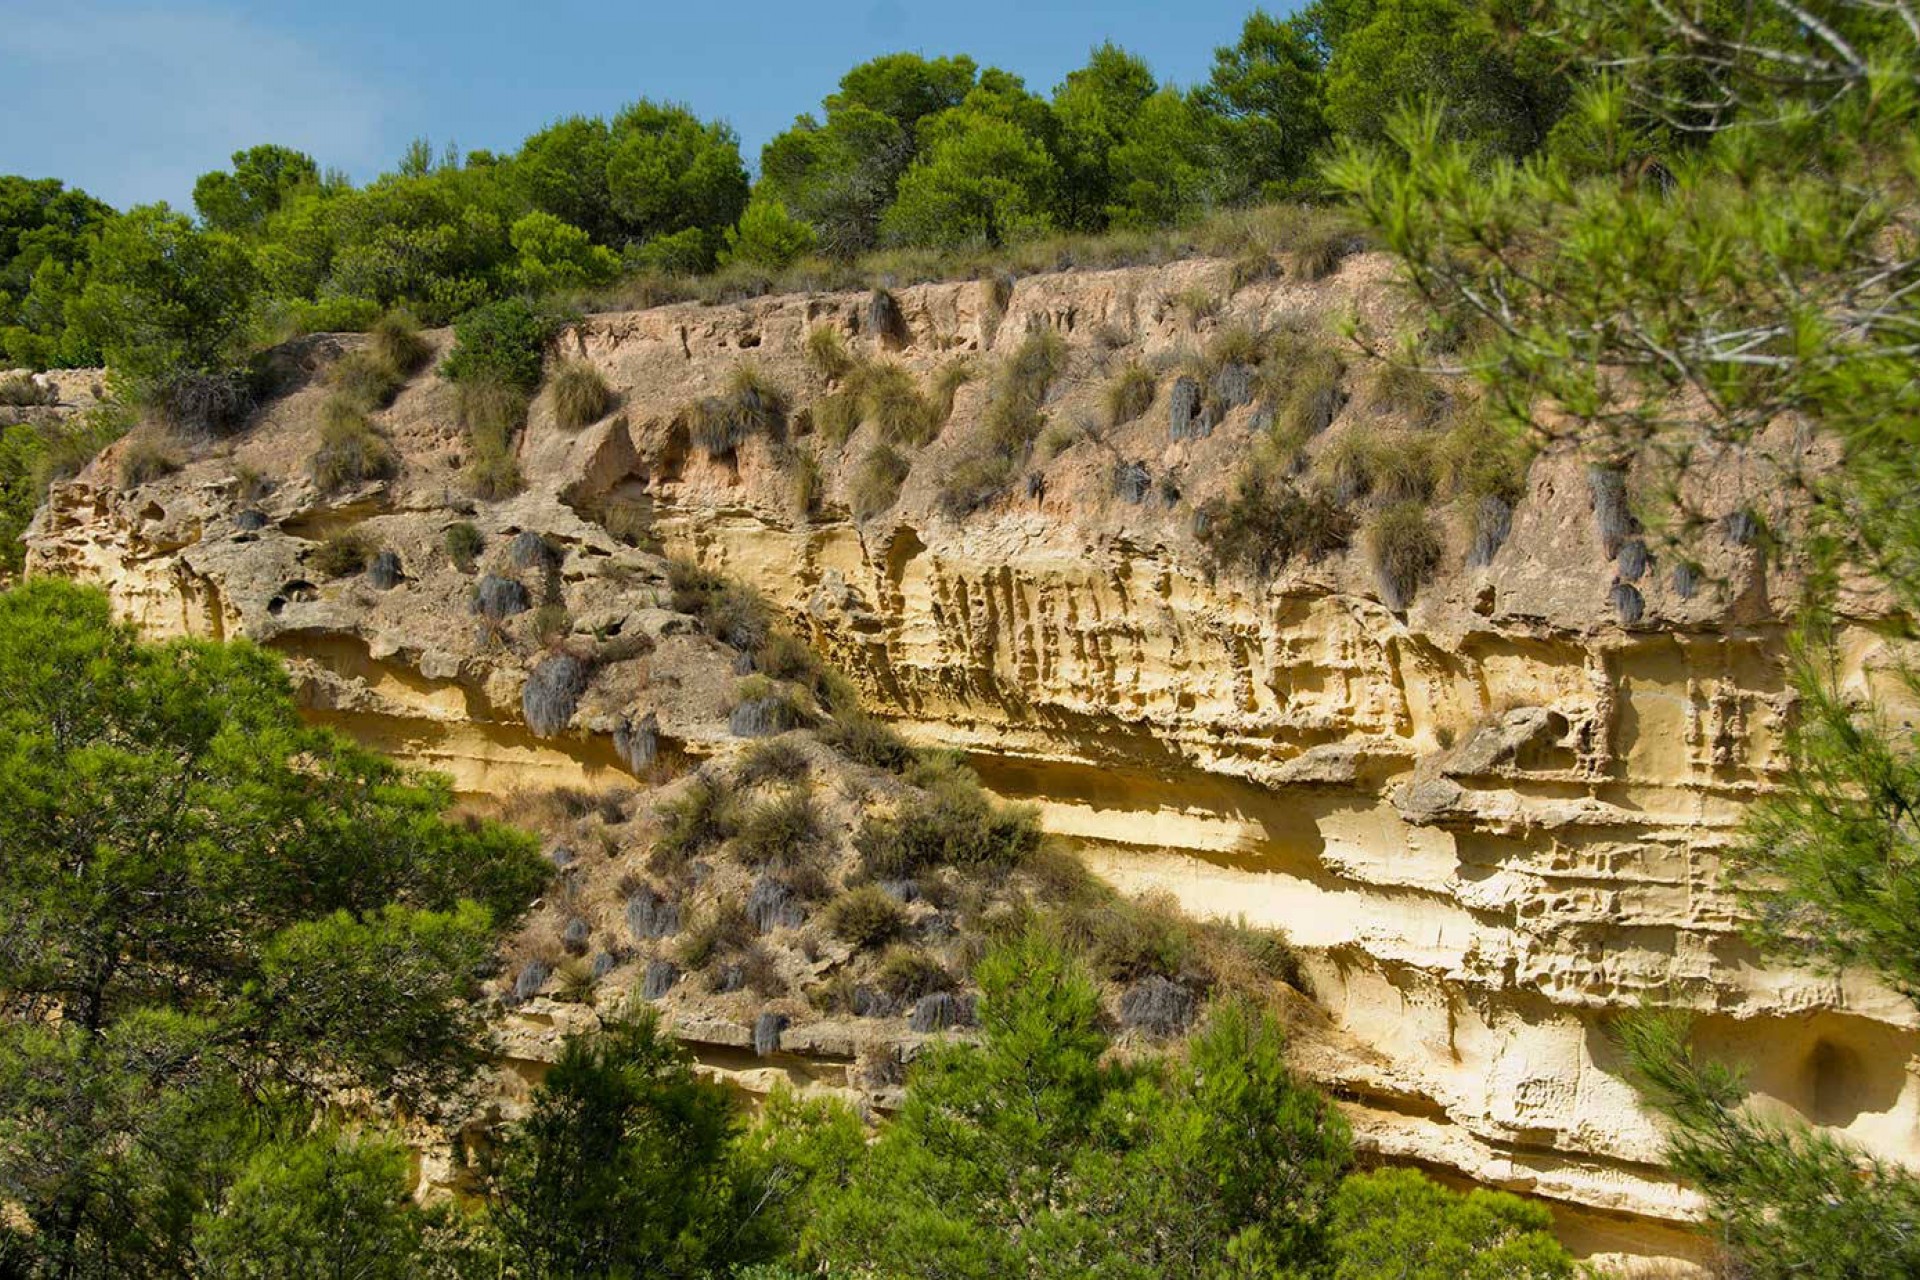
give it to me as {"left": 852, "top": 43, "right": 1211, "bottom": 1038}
{"left": 25, "top": 251, "right": 1920, "bottom": 1274}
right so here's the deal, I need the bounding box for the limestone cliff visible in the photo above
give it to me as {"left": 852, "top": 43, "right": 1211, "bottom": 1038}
{"left": 24, "top": 250, "right": 1917, "bottom": 1274}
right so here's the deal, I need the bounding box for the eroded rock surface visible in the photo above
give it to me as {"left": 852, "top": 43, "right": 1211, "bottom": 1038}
{"left": 26, "top": 251, "right": 1917, "bottom": 1275}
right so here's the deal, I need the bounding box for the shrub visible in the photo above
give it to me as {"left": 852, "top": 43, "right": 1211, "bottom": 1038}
{"left": 310, "top": 404, "right": 397, "bottom": 493}
{"left": 728, "top": 675, "right": 811, "bottom": 737}
{"left": 445, "top": 521, "right": 485, "bottom": 569}
{"left": 0, "top": 373, "right": 54, "bottom": 407}
{"left": 727, "top": 364, "right": 788, "bottom": 440}
{"left": 1367, "top": 502, "right": 1443, "bottom": 610}
{"left": 1198, "top": 457, "right": 1353, "bottom": 577}
{"left": 441, "top": 297, "right": 554, "bottom": 392}
{"left": 687, "top": 366, "right": 789, "bottom": 458}
{"left": 1367, "top": 362, "right": 1448, "bottom": 427}
{"left": 930, "top": 361, "right": 975, "bottom": 424}
{"left": 1259, "top": 337, "right": 1347, "bottom": 442}
{"left": 1320, "top": 429, "right": 1435, "bottom": 507}
{"left": 819, "top": 709, "right": 917, "bottom": 774}
{"left": 667, "top": 557, "right": 771, "bottom": 650}
{"left": 369, "top": 309, "right": 431, "bottom": 376}
{"left": 734, "top": 790, "right": 826, "bottom": 870}
{"left": 550, "top": 361, "right": 613, "bottom": 429}
{"left": 1106, "top": 362, "right": 1156, "bottom": 427}
{"left": 805, "top": 326, "right": 854, "bottom": 380}
{"left": 1170, "top": 286, "right": 1222, "bottom": 324}
{"left": 1434, "top": 401, "right": 1529, "bottom": 505}
{"left": 118, "top": 436, "right": 179, "bottom": 489}
{"left": 853, "top": 778, "right": 1040, "bottom": 880}
{"left": 458, "top": 377, "right": 529, "bottom": 453}
{"left": 860, "top": 362, "right": 936, "bottom": 446}
{"left": 676, "top": 897, "right": 753, "bottom": 970}
{"left": 814, "top": 391, "right": 861, "bottom": 446}
{"left": 1060, "top": 892, "right": 1192, "bottom": 983}
{"left": 328, "top": 350, "right": 404, "bottom": 411}
{"left": 1292, "top": 218, "right": 1370, "bottom": 280}
{"left": 875, "top": 947, "right": 951, "bottom": 1002}
{"left": 310, "top": 531, "right": 375, "bottom": 578}
{"left": 826, "top": 885, "right": 907, "bottom": 949}
{"left": 149, "top": 369, "right": 255, "bottom": 434}
{"left": 736, "top": 737, "right": 811, "bottom": 787}
{"left": 465, "top": 448, "right": 523, "bottom": 501}
{"left": 936, "top": 450, "right": 1017, "bottom": 518}
{"left": 651, "top": 776, "right": 740, "bottom": 873}
{"left": 850, "top": 444, "right": 910, "bottom": 520}
{"left": 982, "top": 329, "right": 1067, "bottom": 453}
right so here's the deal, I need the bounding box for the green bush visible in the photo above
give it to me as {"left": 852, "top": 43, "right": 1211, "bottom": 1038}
{"left": 550, "top": 361, "right": 613, "bottom": 429}
{"left": 734, "top": 790, "right": 826, "bottom": 870}
{"left": 930, "top": 360, "right": 975, "bottom": 425}
{"left": 441, "top": 298, "right": 555, "bottom": 393}
{"left": 651, "top": 776, "right": 741, "bottom": 873}
{"left": 1198, "top": 456, "right": 1353, "bottom": 578}
{"left": 1105, "top": 362, "right": 1156, "bottom": 427}
{"left": 982, "top": 328, "right": 1067, "bottom": 453}
{"left": 854, "top": 775, "right": 1040, "bottom": 880}
{"left": 445, "top": 521, "right": 485, "bottom": 569}
{"left": 814, "top": 391, "right": 862, "bottom": 446}
{"left": 804, "top": 326, "right": 854, "bottom": 381}
{"left": 0, "top": 373, "right": 55, "bottom": 407}
{"left": 850, "top": 444, "right": 910, "bottom": 520}
{"left": 457, "top": 377, "right": 530, "bottom": 453}
{"left": 329, "top": 350, "right": 405, "bottom": 412}
{"left": 310, "top": 530, "right": 375, "bottom": 578}
{"left": 369, "top": 310, "right": 431, "bottom": 376}
{"left": 1366, "top": 362, "right": 1448, "bottom": 428}
{"left": 859, "top": 362, "right": 936, "bottom": 446}
{"left": 118, "top": 435, "right": 180, "bottom": 489}
{"left": 736, "top": 738, "right": 812, "bottom": 787}
{"left": 819, "top": 708, "right": 917, "bottom": 774}
{"left": 311, "top": 402, "right": 398, "bottom": 493}
{"left": 875, "top": 947, "right": 951, "bottom": 1001}
{"left": 826, "top": 884, "right": 907, "bottom": 949}
{"left": 1366, "top": 501, "right": 1442, "bottom": 610}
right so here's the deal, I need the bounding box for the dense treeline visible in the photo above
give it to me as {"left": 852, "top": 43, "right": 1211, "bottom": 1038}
{"left": 0, "top": 0, "right": 1584, "bottom": 385}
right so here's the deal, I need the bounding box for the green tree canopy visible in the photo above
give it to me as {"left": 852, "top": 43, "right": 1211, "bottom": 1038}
{"left": 811, "top": 934, "right": 1357, "bottom": 1277}
{"left": 1198, "top": 9, "right": 1332, "bottom": 199}
{"left": 69, "top": 204, "right": 258, "bottom": 386}
{"left": 192, "top": 145, "right": 324, "bottom": 237}
{"left": 1049, "top": 43, "right": 1160, "bottom": 232}
{"left": 0, "top": 579, "right": 545, "bottom": 1276}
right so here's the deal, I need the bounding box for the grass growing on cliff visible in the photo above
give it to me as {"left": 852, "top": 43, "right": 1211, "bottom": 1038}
{"left": 1366, "top": 501, "right": 1442, "bottom": 610}
{"left": 850, "top": 444, "right": 910, "bottom": 521}
{"left": 1198, "top": 450, "right": 1353, "bottom": 579}
{"left": 1106, "top": 362, "right": 1156, "bottom": 427}
{"left": 550, "top": 361, "right": 613, "bottom": 429}
{"left": 118, "top": 434, "right": 180, "bottom": 489}
{"left": 311, "top": 404, "right": 397, "bottom": 493}
{"left": 937, "top": 329, "right": 1067, "bottom": 517}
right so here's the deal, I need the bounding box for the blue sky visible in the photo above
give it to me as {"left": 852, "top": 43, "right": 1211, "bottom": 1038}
{"left": 0, "top": 0, "right": 1294, "bottom": 211}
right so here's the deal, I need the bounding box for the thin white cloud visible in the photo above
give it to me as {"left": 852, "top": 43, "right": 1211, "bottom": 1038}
{"left": 0, "top": 4, "right": 389, "bottom": 209}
